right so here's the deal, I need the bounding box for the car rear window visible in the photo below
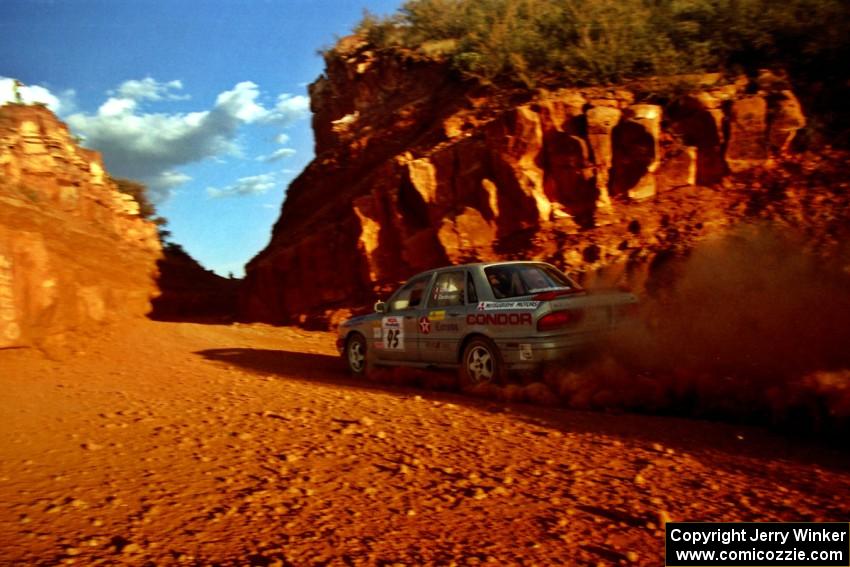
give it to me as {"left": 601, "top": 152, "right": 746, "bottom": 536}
{"left": 484, "top": 264, "right": 579, "bottom": 299}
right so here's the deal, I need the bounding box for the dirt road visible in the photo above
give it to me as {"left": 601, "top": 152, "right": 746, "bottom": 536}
{"left": 1, "top": 321, "right": 848, "bottom": 566}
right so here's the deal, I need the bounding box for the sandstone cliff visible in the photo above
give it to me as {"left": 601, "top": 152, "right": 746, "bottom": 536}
{"left": 150, "top": 244, "right": 240, "bottom": 322}
{"left": 241, "top": 41, "right": 832, "bottom": 327}
{"left": 0, "top": 104, "right": 161, "bottom": 353}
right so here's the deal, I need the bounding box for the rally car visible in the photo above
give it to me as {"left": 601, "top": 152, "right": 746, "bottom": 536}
{"left": 337, "top": 261, "right": 637, "bottom": 386}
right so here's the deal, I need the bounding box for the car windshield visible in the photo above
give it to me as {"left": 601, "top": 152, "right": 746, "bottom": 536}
{"left": 484, "top": 264, "right": 580, "bottom": 299}
{"left": 389, "top": 274, "right": 431, "bottom": 311}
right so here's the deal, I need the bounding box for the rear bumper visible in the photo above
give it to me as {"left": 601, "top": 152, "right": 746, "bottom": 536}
{"left": 496, "top": 329, "right": 610, "bottom": 370}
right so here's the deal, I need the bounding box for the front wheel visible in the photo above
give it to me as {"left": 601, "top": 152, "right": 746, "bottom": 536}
{"left": 459, "top": 337, "right": 504, "bottom": 388}
{"left": 345, "top": 333, "right": 368, "bottom": 376}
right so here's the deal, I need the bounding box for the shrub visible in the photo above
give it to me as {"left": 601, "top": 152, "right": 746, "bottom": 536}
{"left": 350, "top": 0, "right": 850, "bottom": 87}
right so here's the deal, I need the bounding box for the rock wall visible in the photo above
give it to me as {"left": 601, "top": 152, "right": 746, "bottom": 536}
{"left": 150, "top": 244, "right": 240, "bottom": 322}
{"left": 241, "top": 43, "right": 808, "bottom": 327}
{"left": 0, "top": 104, "right": 161, "bottom": 352}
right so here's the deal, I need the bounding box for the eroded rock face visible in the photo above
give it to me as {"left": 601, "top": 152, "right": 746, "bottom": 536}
{"left": 240, "top": 43, "right": 810, "bottom": 327}
{"left": 149, "top": 245, "right": 240, "bottom": 322}
{"left": 0, "top": 104, "right": 161, "bottom": 351}
{"left": 726, "top": 96, "right": 769, "bottom": 172}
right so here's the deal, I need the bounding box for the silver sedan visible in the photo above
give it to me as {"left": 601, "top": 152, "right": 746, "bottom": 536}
{"left": 337, "top": 261, "right": 637, "bottom": 386}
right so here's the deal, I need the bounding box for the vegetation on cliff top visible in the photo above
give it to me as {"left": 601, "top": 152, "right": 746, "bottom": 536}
{"left": 352, "top": 0, "right": 849, "bottom": 87}
{"left": 112, "top": 177, "right": 171, "bottom": 239}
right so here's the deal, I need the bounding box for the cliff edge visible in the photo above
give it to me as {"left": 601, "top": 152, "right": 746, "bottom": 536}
{"left": 0, "top": 104, "right": 162, "bottom": 353}
{"left": 241, "top": 40, "right": 844, "bottom": 327}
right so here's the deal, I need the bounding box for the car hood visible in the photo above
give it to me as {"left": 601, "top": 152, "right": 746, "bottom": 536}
{"left": 340, "top": 313, "right": 382, "bottom": 328}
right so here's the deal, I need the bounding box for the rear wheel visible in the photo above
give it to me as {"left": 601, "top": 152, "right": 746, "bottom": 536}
{"left": 459, "top": 336, "right": 504, "bottom": 388}
{"left": 345, "top": 333, "right": 368, "bottom": 376}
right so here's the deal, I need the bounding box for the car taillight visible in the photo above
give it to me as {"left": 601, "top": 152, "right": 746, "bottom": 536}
{"left": 532, "top": 289, "right": 581, "bottom": 301}
{"left": 537, "top": 309, "right": 584, "bottom": 331}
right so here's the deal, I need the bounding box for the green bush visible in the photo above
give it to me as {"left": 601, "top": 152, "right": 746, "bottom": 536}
{"left": 350, "top": 0, "right": 850, "bottom": 86}
{"left": 112, "top": 177, "right": 169, "bottom": 239}
{"left": 112, "top": 177, "right": 157, "bottom": 220}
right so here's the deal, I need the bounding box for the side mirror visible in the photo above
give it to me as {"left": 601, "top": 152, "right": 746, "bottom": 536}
{"left": 374, "top": 300, "right": 386, "bottom": 313}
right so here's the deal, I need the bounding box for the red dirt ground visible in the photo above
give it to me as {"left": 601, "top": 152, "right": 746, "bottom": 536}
{"left": 1, "top": 320, "right": 848, "bottom": 566}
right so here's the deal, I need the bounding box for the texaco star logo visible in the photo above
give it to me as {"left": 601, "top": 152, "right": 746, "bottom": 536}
{"left": 418, "top": 316, "right": 431, "bottom": 334}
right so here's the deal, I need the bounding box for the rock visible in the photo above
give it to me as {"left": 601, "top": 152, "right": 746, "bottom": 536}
{"left": 612, "top": 104, "right": 662, "bottom": 200}
{"left": 471, "top": 487, "right": 488, "bottom": 500}
{"left": 667, "top": 92, "right": 728, "bottom": 185}
{"left": 149, "top": 244, "right": 239, "bottom": 322}
{"left": 726, "top": 96, "right": 769, "bottom": 172}
{"left": 768, "top": 90, "right": 806, "bottom": 155}
{"left": 0, "top": 105, "right": 161, "bottom": 350}
{"left": 586, "top": 105, "right": 623, "bottom": 209}
{"left": 657, "top": 144, "right": 697, "bottom": 190}
{"left": 236, "top": 50, "right": 812, "bottom": 327}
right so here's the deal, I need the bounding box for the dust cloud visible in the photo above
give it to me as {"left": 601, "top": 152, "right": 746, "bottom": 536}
{"left": 365, "top": 224, "right": 850, "bottom": 433}
{"left": 548, "top": 224, "right": 850, "bottom": 432}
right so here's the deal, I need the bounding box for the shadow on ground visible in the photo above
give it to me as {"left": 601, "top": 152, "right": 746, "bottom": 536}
{"left": 197, "top": 347, "right": 850, "bottom": 475}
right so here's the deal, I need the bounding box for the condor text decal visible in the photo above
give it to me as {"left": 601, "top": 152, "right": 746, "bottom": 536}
{"left": 467, "top": 312, "right": 533, "bottom": 326}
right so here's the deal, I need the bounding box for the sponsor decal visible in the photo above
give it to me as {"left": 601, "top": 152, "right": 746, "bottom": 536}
{"left": 466, "top": 313, "right": 533, "bottom": 326}
{"left": 381, "top": 317, "right": 404, "bottom": 350}
{"left": 435, "top": 322, "right": 460, "bottom": 332}
{"left": 372, "top": 327, "right": 382, "bottom": 339}
{"left": 428, "top": 309, "right": 446, "bottom": 321}
{"left": 477, "top": 301, "right": 541, "bottom": 311}
{"left": 418, "top": 316, "right": 431, "bottom": 334}
{"left": 520, "top": 343, "right": 533, "bottom": 361}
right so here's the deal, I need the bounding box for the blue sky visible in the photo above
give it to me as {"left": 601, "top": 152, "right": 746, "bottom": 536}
{"left": 0, "top": 0, "right": 403, "bottom": 277}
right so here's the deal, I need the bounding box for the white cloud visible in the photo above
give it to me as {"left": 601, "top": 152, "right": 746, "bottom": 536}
{"left": 258, "top": 147, "right": 296, "bottom": 163}
{"left": 154, "top": 171, "right": 193, "bottom": 191}
{"left": 113, "top": 78, "right": 188, "bottom": 102}
{"left": 264, "top": 94, "right": 310, "bottom": 125}
{"left": 0, "top": 77, "right": 66, "bottom": 113}
{"left": 215, "top": 81, "right": 267, "bottom": 123}
{"left": 275, "top": 133, "right": 290, "bottom": 145}
{"left": 207, "top": 172, "right": 277, "bottom": 199}
{"left": 60, "top": 79, "right": 310, "bottom": 201}
{"left": 98, "top": 97, "right": 137, "bottom": 116}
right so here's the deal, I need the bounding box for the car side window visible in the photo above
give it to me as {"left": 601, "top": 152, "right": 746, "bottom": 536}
{"left": 485, "top": 266, "right": 513, "bottom": 299}
{"left": 466, "top": 271, "right": 478, "bottom": 304}
{"left": 390, "top": 275, "right": 431, "bottom": 311}
{"left": 429, "top": 271, "right": 465, "bottom": 307}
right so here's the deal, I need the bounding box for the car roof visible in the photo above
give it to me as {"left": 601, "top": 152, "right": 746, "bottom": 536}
{"left": 416, "top": 260, "right": 550, "bottom": 277}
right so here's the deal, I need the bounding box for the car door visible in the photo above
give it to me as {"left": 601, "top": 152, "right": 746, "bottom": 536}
{"left": 419, "top": 270, "right": 471, "bottom": 364}
{"left": 376, "top": 273, "right": 433, "bottom": 364}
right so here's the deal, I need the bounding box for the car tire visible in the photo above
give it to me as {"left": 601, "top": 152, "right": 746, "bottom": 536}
{"left": 345, "top": 333, "right": 369, "bottom": 376}
{"left": 459, "top": 336, "right": 504, "bottom": 389}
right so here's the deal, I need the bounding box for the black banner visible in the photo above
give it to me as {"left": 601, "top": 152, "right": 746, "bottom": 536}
{"left": 666, "top": 522, "right": 849, "bottom": 566}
